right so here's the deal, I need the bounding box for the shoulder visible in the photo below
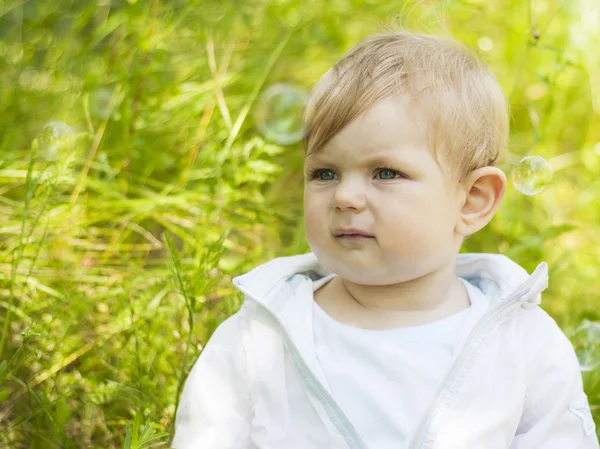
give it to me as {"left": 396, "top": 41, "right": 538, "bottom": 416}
{"left": 204, "top": 303, "right": 252, "bottom": 351}
{"left": 514, "top": 304, "right": 570, "bottom": 344}
{"left": 512, "top": 305, "right": 580, "bottom": 379}
{"left": 185, "top": 304, "right": 255, "bottom": 384}
{"left": 514, "top": 305, "right": 574, "bottom": 352}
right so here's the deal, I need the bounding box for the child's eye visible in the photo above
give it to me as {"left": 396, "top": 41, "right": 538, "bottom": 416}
{"left": 307, "top": 166, "right": 406, "bottom": 181}
{"left": 308, "top": 168, "right": 335, "bottom": 181}
{"left": 377, "top": 167, "right": 404, "bottom": 180}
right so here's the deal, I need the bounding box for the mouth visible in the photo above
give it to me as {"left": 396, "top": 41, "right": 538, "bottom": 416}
{"left": 336, "top": 234, "right": 375, "bottom": 239}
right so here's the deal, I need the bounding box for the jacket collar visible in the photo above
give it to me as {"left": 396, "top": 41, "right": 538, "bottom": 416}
{"left": 231, "top": 252, "right": 548, "bottom": 391}
{"left": 232, "top": 252, "right": 549, "bottom": 312}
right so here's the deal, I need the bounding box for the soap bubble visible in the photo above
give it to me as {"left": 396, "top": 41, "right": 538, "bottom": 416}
{"left": 253, "top": 83, "right": 308, "bottom": 145}
{"left": 569, "top": 320, "right": 600, "bottom": 372}
{"left": 511, "top": 155, "right": 553, "bottom": 195}
{"left": 36, "top": 121, "right": 75, "bottom": 162}
{"left": 32, "top": 121, "right": 82, "bottom": 185}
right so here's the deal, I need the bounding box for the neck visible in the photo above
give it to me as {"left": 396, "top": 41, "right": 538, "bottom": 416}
{"left": 336, "top": 262, "right": 467, "bottom": 316}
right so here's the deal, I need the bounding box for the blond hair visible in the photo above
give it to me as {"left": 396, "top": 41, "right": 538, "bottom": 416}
{"left": 302, "top": 31, "right": 509, "bottom": 182}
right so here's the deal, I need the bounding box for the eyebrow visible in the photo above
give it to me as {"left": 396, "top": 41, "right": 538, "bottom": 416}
{"left": 306, "top": 152, "right": 415, "bottom": 167}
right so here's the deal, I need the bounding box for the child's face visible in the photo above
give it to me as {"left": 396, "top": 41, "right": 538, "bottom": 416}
{"left": 303, "top": 94, "right": 465, "bottom": 285}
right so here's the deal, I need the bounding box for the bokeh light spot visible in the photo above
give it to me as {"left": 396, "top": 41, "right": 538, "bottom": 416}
{"left": 477, "top": 37, "right": 494, "bottom": 51}
{"left": 90, "top": 88, "right": 113, "bottom": 120}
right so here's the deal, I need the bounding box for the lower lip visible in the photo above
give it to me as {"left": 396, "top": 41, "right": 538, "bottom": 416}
{"left": 337, "top": 234, "right": 374, "bottom": 240}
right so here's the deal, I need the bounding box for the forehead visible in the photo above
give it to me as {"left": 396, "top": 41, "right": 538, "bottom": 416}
{"left": 306, "top": 96, "right": 437, "bottom": 166}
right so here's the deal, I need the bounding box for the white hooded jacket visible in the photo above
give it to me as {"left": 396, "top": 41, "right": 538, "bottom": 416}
{"left": 172, "top": 252, "right": 599, "bottom": 449}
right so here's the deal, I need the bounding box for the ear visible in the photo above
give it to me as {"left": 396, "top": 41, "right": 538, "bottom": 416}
{"left": 455, "top": 167, "right": 507, "bottom": 237}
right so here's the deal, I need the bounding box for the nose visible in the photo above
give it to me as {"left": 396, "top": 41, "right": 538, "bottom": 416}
{"left": 332, "top": 178, "right": 367, "bottom": 210}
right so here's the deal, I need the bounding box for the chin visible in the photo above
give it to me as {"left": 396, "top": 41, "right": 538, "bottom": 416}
{"left": 310, "top": 245, "right": 380, "bottom": 280}
{"left": 313, "top": 242, "right": 439, "bottom": 284}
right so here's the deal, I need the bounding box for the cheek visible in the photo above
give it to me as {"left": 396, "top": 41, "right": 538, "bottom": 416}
{"left": 379, "top": 193, "right": 450, "bottom": 239}
{"left": 304, "top": 190, "right": 329, "bottom": 212}
{"left": 415, "top": 197, "right": 459, "bottom": 244}
{"left": 303, "top": 195, "right": 327, "bottom": 234}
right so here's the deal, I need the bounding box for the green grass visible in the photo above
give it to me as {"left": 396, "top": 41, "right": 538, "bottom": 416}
{"left": 0, "top": 0, "right": 599, "bottom": 446}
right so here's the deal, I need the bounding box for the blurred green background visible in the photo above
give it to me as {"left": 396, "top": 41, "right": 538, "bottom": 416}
{"left": 1, "top": 0, "right": 599, "bottom": 447}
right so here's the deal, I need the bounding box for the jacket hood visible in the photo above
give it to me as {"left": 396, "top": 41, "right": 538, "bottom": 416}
{"left": 232, "top": 252, "right": 549, "bottom": 312}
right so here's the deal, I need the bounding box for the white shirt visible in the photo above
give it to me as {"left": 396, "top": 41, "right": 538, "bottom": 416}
{"left": 311, "top": 275, "right": 490, "bottom": 448}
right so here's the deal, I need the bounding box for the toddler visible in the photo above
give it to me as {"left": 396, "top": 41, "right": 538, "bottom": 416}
{"left": 171, "top": 30, "right": 599, "bottom": 448}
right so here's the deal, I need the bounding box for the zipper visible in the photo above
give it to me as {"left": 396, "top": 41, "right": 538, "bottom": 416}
{"left": 408, "top": 291, "right": 526, "bottom": 449}
{"left": 241, "top": 291, "right": 369, "bottom": 449}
